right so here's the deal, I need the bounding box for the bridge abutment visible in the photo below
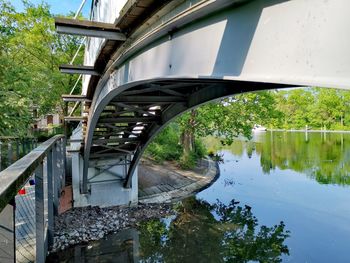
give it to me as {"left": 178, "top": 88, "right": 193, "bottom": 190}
{"left": 70, "top": 127, "right": 138, "bottom": 208}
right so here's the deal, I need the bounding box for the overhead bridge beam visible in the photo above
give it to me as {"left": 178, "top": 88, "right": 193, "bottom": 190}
{"left": 64, "top": 116, "right": 87, "bottom": 122}
{"left": 59, "top": 65, "right": 100, "bottom": 76}
{"left": 55, "top": 17, "right": 126, "bottom": 41}
{"left": 93, "top": 137, "right": 140, "bottom": 145}
{"left": 62, "top": 95, "right": 91, "bottom": 102}
{"left": 112, "top": 96, "right": 186, "bottom": 103}
{"left": 98, "top": 116, "right": 160, "bottom": 124}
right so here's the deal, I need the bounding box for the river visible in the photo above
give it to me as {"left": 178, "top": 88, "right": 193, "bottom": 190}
{"left": 52, "top": 131, "right": 350, "bottom": 262}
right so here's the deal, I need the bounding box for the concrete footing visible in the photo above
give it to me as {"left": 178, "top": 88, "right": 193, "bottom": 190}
{"left": 68, "top": 126, "right": 138, "bottom": 208}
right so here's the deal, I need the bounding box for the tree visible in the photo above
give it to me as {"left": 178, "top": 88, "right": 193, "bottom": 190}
{"left": 139, "top": 197, "right": 290, "bottom": 262}
{"left": 0, "top": 0, "right": 83, "bottom": 136}
{"left": 177, "top": 91, "right": 280, "bottom": 166}
{"left": 313, "top": 88, "right": 344, "bottom": 129}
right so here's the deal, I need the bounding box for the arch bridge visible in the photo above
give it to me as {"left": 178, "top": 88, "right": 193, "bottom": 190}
{"left": 56, "top": 0, "right": 350, "bottom": 206}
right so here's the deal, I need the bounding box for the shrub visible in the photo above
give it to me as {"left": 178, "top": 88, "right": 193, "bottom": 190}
{"left": 179, "top": 151, "right": 197, "bottom": 169}
{"left": 145, "top": 124, "right": 182, "bottom": 163}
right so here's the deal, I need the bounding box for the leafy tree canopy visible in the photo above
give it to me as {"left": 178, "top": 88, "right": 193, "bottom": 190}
{"left": 0, "top": 0, "right": 83, "bottom": 136}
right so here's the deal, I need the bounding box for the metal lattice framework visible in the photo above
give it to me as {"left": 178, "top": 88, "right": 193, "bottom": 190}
{"left": 83, "top": 79, "right": 293, "bottom": 192}
{"left": 56, "top": 0, "right": 350, "bottom": 194}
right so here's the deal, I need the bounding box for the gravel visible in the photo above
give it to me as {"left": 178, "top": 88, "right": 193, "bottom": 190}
{"left": 49, "top": 203, "right": 175, "bottom": 253}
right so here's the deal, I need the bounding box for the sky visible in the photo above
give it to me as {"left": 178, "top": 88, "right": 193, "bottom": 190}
{"left": 11, "top": 0, "right": 92, "bottom": 16}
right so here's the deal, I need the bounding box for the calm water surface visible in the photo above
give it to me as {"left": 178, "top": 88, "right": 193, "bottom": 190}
{"left": 52, "top": 131, "right": 350, "bottom": 262}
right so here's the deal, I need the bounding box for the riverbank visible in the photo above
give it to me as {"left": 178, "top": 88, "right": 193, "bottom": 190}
{"left": 49, "top": 157, "right": 219, "bottom": 253}
{"left": 267, "top": 129, "right": 350, "bottom": 133}
{"left": 139, "top": 157, "right": 219, "bottom": 203}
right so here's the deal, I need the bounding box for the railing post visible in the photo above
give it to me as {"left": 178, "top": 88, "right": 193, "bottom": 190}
{"left": 47, "top": 149, "right": 54, "bottom": 248}
{"left": 57, "top": 139, "right": 63, "bottom": 191}
{"left": 25, "top": 139, "right": 28, "bottom": 154}
{"left": 30, "top": 139, "right": 33, "bottom": 151}
{"left": 0, "top": 141, "right": 2, "bottom": 172}
{"left": 0, "top": 199, "right": 15, "bottom": 262}
{"left": 21, "top": 139, "right": 25, "bottom": 156}
{"left": 35, "top": 162, "right": 45, "bottom": 263}
{"left": 52, "top": 142, "right": 59, "bottom": 216}
{"left": 7, "top": 141, "right": 13, "bottom": 166}
{"left": 61, "top": 138, "right": 66, "bottom": 188}
{"left": 16, "top": 139, "right": 20, "bottom": 161}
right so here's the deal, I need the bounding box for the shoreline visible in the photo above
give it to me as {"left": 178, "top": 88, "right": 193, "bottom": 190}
{"left": 49, "top": 157, "right": 219, "bottom": 253}
{"left": 50, "top": 203, "right": 175, "bottom": 253}
{"left": 139, "top": 157, "right": 219, "bottom": 203}
{"left": 267, "top": 129, "right": 350, "bottom": 133}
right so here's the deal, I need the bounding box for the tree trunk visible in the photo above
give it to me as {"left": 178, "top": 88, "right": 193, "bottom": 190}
{"left": 181, "top": 109, "right": 197, "bottom": 157}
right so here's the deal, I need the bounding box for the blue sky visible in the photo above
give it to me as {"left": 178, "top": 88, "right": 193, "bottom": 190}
{"left": 11, "top": 0, "right": 92, "bottom": 16}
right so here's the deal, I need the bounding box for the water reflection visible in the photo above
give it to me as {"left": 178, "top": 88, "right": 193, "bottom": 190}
{"left": 50, "top": 131, "right": 350, "bottom": 262}
{"left": 47, "top": 229, "right": 139, "bottom": 263}
{"left": 140, "top": 197, "right": 289, "bottom": 263}
{"left": 49, "top": 197, "right": 290, "bottom": 263}
{"left": 206, "top": 131, "right": 350, "bottom": 185}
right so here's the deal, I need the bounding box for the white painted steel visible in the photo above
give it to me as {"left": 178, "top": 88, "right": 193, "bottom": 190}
{"left": 82, "top": 0, "right": 128, "bottom": 94}
{"left": 81, "top": 0, "right": 350, "bottom": 194}
{"left": 90, "top": 0, "right": 350, "bottom": 118}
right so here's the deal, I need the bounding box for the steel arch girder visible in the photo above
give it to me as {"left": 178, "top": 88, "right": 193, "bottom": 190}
{"left": 80, "top": 0, "right": 350, "bottom": 192}
{"left": 82, "top": 78, "right": 294, "bottom": 193}
{"left": 123, "top": 80, "right": 297, "bottom": 188}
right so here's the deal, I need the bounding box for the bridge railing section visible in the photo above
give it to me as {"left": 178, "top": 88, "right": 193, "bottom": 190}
{"left": 0, "top": 137, "right": 38, "bottom": 172}
{"left": 0, "top": 135, "right": 66, "bottom": 263}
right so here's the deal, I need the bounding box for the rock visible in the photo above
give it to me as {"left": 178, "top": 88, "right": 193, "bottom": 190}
{"left": 50, "top": 203, "right": 176, "bottom": 253}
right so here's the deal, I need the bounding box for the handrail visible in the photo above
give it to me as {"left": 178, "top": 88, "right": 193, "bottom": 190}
{"left": 0, "top": 134, "right": 66, "bottom": 262}
{"left": 0, "top": 135, "right": 64, "bottom": 212}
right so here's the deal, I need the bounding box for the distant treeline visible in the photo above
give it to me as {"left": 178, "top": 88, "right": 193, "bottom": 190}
{"left": 264, "top": 87, "right": 350, "bottom": 130}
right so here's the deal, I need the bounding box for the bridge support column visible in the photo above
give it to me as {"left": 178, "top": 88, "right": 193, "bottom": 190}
{"left": 69, "top": 127, "right": 138, "bottom": 208}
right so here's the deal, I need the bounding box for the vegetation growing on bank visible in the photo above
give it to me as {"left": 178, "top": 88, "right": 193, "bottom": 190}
{"left": 147, "top": 88, "right": 350, "bottom": 167}
{"left": 268, "top": 88, "right": 350, "bottom": 131}
{"left": 146, "top": 91, "right": 278, "bottom": 168}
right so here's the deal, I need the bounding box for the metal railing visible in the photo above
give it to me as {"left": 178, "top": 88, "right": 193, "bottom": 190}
{"left": 0, "top": 135, "right": 66, "bottom": 263}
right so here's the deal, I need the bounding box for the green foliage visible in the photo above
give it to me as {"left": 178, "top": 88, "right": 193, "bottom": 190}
{"left": 0, "top": 0, "right": 83, "bottom": 136}
{"left": 145, "top": 124, "right": 182, "bottom": 163}
{"left": 265, "top": 87, "right": 350, "bottom": 130}
{"left": 178, "top": 139, "right": 207, "bottom": 169}
{"left": 178, "top": 151, "right": 197, "bottom": 169}
{"left": 178, "top": 91, "right": 279, "bottom": 146}
{"left": 193, "top": 139, "right": 206, "bottom": 159}
{"left": 208, "top": 131, "right": 350, "bottom": 186}
{"left": 138, "top": 197, "right": 290, "bottom": 262}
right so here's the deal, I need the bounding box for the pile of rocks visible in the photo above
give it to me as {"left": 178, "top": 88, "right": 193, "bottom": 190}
{"left": 50, "top": 203, "right": 174, "bottom": 253}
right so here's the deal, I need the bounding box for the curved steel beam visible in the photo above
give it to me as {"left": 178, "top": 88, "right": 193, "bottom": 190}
{"left": 82, "top": 77, "right": 293, "bottom": 193}
{"left": 123, "top": 80, "right": 295, "bottom": 188}
{"left": 81, "top": 0, "right": 350, "bottom": 193}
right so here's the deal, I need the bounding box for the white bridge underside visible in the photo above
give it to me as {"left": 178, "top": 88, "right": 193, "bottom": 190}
{"left": 99, "top": 0, "right": 350, "bottom": 94}
{"left": 76, "top": 0, "right": 350, "bottom": 204}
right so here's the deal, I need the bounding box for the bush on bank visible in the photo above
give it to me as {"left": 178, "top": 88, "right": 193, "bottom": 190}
{"left": 145, "top": 123, "right": 207, "bottom": 169}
